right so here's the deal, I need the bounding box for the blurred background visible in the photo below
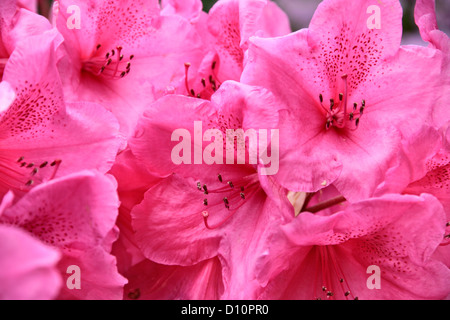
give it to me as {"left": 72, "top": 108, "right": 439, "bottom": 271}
{"left": 36, "top": 0, "right": 449, "bottom": 45}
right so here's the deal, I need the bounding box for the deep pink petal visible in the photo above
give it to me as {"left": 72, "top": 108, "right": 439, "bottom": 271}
{"left": 123, "top": 257, "right": 224, "bottom": 300}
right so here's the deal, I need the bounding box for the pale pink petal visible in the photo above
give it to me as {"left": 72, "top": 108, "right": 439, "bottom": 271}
{"left": 0, "top": 81, "right": 15, "bottom": 114}
{"left": 161, "top": 0, "right": 203, "bottom": 21}
{"left": 0, "top": 224, "right": 62, "bottom": 300}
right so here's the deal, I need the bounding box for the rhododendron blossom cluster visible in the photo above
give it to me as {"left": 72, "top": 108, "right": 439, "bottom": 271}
{"left": 0, "top": 0, "right": 448, "bottom": 300}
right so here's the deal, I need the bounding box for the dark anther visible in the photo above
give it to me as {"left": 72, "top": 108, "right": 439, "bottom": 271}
{"left": 17, "top": 156, "right": 24, "bottom": 163}
{"left": 345, "top": 291, "right": 350, "bottom": 297}
{"left": 240, "top": 192, "right": 245, "bottom": 199}
{"left": 355, "top": 118, "right": 360, "bottom": 127}
{"left": 329, "top": 99, "right": 334, "bottom": 110}
{"left": 319, "top": 94, "right": 323, "bottom": 103}
{"left": 31, "top": 168, "right": 38, "bottom": 176}
{"left": 203, "top": 199, "right": 208, "bottom": 206}
{"left": 218, "top": 174, "right": 222, "bottom": 183}
{"left": 96, "top": 44, "right": 102, "bottom": 50}
{"left": 26, "top": 163, "right": 34, "bottom": 168}
{"left": 349, "top": 113, "right": 354, "bottom": 120}
{"left": 201, "top": 78, "right": 206, "bottom": 87}
{"left": 25, "top": 180, "right": 34, "bottom": 186}
{"left": 40, "top": 161, "right": 48, "bottom": 168}
{"left": 212, "top": 61, "right": 217, "bottom": 70}
{"left": 203, "top": 184, "right": 208, "bottom": 194}
{"left": 130, "top": 55, "right": 134, "bottom": 60}
{"left": 353, "top": 102, "right": 357, "bottom": 111}
{"left": 339, "top": 93, "right": 343, "bottom": 101}
{"left": 190, "top": 89, "right": 195, "bottom": 96}
{"left": 227, "top": 181, "right": 234, "bottom": 188}
{"left": 197, "top": 182, "right": 202, "bottom": 190}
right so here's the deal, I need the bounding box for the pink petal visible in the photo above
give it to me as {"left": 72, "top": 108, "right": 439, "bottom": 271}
{"left": 257, "top": 193, "right": 449, "bottom": 299}
{"left": 0, "top": 171, "right": 127, "bottom": 299}
{"left": 56, "top": 0, "right": 205, "bottom": 137}
{"left": 0, "top": 224, "right": 62, "bottom": 300}
{"left": 124, "top": 257, "right": 224, "bottom": 300}
{"left": 0, "top": 32, "right": 122, "bottom": 197}
{"left": 131, "top": 173, "right": 266, "bottom": 266}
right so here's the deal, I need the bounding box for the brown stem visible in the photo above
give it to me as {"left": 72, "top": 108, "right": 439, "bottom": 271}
{"left": 302, "top": 195, "right": 346, "bottom": 213}
{"left": 300, "top": 192, "right": 316, "bottom": 212}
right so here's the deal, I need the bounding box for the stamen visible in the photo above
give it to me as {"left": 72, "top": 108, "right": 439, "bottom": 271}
{"left": 201, "top": 174, "right": 261, "bottom": 230}
{"left": 184, "top": 63, "right": 195, "bottom": 97}
{"left": 82, "top": 44, "right": 134, "bottom": 80}
{"left": 318, "top": 74, "right": 366, "bottom": 130}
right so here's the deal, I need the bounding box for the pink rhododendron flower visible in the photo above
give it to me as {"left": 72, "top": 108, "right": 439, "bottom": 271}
{"left": 0, "top": 224, "right": 62, "bottom": 300}
{"left": 0, "top": 0, "right": 448, "bottom": 302}
{"left": 129, "top": 81, "right": 293, "bottom": 298}
{"left": 255, "top": 192, "right": 450, "bottom": 300}
{"left": 0, "top": 31, "right": 121, "bottom": 198}
{"left": 0, "top": 170, "right": 127, "bottom": 300}
{"left": 241, "top": 0, "right": 446, "bottom": 201}
{"left": 182, "top": 0, "right": 291, "bottom": 100}
{"left": 53, "top": 0, "right": 205, "bottom": 137}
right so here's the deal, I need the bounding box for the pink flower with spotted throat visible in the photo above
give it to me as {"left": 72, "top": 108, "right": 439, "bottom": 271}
{"left": 241, "top": 0, "right": 446, "bottom": 201}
